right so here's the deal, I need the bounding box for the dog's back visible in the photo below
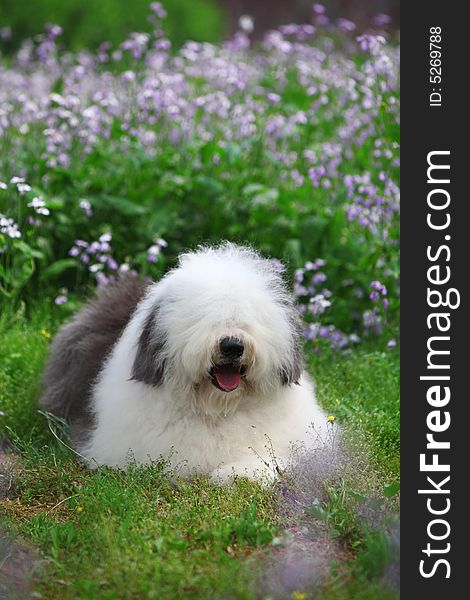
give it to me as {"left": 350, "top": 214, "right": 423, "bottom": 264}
{"left": 39, "top": 276, "right": 148, "bottom": 441}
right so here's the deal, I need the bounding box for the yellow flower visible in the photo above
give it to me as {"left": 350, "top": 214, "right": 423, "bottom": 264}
{"left": 76, "top": 505, "right": 84, "bottom": 513}
{"left": 327, "top": 415, "right": 335, "bottom": 423}
{"left": 40, "top": 329, "right": 51, "bottom": 339}
{"left": 291, "top": 592, "right": 307, "bottom": 600}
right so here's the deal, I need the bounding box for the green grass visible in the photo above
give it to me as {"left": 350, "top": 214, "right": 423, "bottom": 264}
{"left": 8, "top": 464, "right": 277, "bottom": 599}
{"left": 0, "top": 306, "right": 399, "bottom": 599}
{"left": 312, "top": 347, "right": 400, "bottom": 476}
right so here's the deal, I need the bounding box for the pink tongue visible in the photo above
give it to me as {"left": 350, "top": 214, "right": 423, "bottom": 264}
{"left": 214, "top": 366, "right": 241, "bottom": 392}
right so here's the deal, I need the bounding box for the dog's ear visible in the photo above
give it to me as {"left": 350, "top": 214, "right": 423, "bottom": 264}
{"left": 131, "top": 307, "right": 166, "bottom": 386}
{"left": 279, "top": 306, "right": 304, "bottom": 385}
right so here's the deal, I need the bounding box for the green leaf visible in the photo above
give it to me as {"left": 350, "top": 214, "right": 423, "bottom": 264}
{"left": 31, "top": 249, "right": 45, "bottom": 260}
{"left": 348, "top": 490, "right": 368, "bottom": 503}
{"left": 252, "top": 188, "right": 279, "bottom": 207}
{"left": 193, "top": 175, "right": 224, "bottom": 196}
{"left": 46, "top": 198, "right": 65, "bottom": 210}
{"left": 94, "top": 195, "right": 149, "bottom": 216}
{"left": 242, "top": 183, "right": 265, "bottom": 196}
{"left": 160, "top": 174, "right": 188, "bottom": 191}
{"left": 40, "top": 259, "right": 77, "bottom": 281}
{"left": 383, "top": 482, "right": 400, "bottom": 498}
{"left": 284, "top": 238, "right": 302, "bottom": 265}
{"left": 225, "top": 143, "right": 242, "bottom": 163}
{"left": 13, "top": 240, "right": 34, "bottom": 258}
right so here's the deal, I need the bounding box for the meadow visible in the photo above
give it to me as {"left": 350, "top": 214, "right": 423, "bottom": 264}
{"left": 1, "top": 4, "right": 399, "bottom": 598}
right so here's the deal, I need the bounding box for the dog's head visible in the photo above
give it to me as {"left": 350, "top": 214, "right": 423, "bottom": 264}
{"left": 131, "top": 244, "right": 303, "bottom": 415}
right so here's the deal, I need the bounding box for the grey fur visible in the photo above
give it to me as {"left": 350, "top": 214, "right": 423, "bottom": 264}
{"left": 279, "top": 301, "right": 304, "bottom": 386}
{"left": 130, "top": 306, "right": 167, "bottom": 386}
{"left": 39, "top": 275, "right": 148, "bottom": 443}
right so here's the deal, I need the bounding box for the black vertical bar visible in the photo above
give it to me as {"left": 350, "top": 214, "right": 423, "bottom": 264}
{"left": 401, "top": 3, "right": 467, "bottom": 598}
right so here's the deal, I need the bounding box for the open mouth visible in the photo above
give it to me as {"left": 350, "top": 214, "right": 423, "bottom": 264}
{"left": 210, "top": 364, "right": 246, "bottom": 392}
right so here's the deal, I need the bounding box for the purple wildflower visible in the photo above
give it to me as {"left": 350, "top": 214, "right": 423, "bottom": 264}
{"left": 106, "top": 257, "right": 118, "bottom": 271}
{"left": 267, "top": 92, "right": 281, "bottom": 104}
{"left": 336, "top": 18, "right": 356, "bottom": 33}
{"left": 312, "top": 4, "right": 326, "bottom": 15}
{"left": 121, "top": 32, "right": 150, "bottom": 60}
{"left": 356, "top": 34, "right": 386, "bottom": 55}
{"left": 308, "top": 166, "right": 326, "bottom": 187}
{"left": 363, "top": 309, "right": 382, "bottom": 335}
{"left": 146, "top": 237, "right": 167, "bottom": 263}
{"left": 238, "top": 15, "right": 254, "bottom": 34}
{"left": 79, "top": 199, "right": 93, "bottom": 217}
{"left": 308, "top": 294, "right": 331, "bottom": 317}
{"left": 16, "top": 182, "right": 32, "bottom": 195}
{"left": 370, "top": 280, "right": 387, "bottom": 296}
{"left": 373, "top": 13, "right": 392, "bottom": 27}
{"left": 0, "top": 27, "right": 12, "bottom": 41}
{"left": 150, "top": 2, "right": 167, "bottom": 19}
{"left": 27, "top": 197, "right": 50, "bottom": 216}
{"left": 0, "top": 214, "right": 22, "bottom": 240}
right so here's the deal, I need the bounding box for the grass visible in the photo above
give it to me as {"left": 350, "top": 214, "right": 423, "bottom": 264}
{"left": 311, "top": 347, "right": 400, "bottom": 476}
{"left": 0, "top": 304, "right": 399, "bottom": 599}
{"left": 6, "top": 465, "right": 277, "bottom": 599}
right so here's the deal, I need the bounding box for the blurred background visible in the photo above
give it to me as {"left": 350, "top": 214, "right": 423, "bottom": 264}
{"left": 0, "top": 0, "right": 399, "bottom": 52}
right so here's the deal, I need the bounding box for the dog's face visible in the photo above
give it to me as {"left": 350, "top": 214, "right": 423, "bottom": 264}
{"left": 131, "top": 245, "right": 303, "bottom": 415}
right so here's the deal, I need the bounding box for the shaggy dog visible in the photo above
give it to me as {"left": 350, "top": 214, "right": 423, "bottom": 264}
{"left": 40, "top": 244, "right": 328, "bottom": 482}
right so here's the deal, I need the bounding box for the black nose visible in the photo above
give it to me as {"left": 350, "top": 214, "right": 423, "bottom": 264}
{"left": 220, "top": 337, "right": 244, "bottom": 359}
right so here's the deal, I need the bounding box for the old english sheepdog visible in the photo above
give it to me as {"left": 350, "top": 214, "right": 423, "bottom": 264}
{"left": 40, "top": 243, "right": 328, "bottom": 482}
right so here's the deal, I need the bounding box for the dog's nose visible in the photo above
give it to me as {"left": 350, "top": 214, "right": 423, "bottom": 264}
{"left": 219, "top": 337, "right": 244, "bottom": 359}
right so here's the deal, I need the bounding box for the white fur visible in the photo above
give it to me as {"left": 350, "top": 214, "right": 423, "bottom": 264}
{"left": 80, "top": 244, "right": 328, "bottom": 482}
